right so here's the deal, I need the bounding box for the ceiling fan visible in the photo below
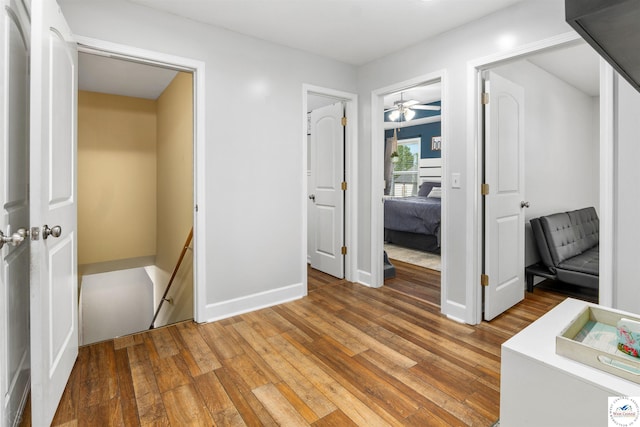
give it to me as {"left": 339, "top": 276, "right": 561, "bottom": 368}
{"left": 385, "top": 93, "right": 441, "bottom": 122}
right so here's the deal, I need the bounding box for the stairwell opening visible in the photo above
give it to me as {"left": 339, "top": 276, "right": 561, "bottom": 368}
{"left": 77, "top": 53, "right": 195, "bottom": 344}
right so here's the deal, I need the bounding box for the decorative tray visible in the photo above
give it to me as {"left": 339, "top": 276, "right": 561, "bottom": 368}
{"left": 556, "top": 306, "right": 640, "bottom": 383}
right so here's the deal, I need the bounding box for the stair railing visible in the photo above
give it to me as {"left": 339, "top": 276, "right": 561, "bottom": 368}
{"left": 149, "top": 227, "right": 193, "bottom": 329}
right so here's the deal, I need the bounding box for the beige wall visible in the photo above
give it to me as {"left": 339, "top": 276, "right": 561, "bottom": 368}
{"left": 156, "top": 72, "right": 194, "bottom": 272}
{"left": 78, "top": 74, "right": 193, "bottom": 325}
{"left": 78, "top": 91, "right": 157, "bottom": 266}
{"left": 155, "top": 72, "right": 194, "bottom": 325}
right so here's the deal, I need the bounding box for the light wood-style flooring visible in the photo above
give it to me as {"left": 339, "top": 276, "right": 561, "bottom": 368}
{"left": 382, "top": 259, "right": 442, "bottom": 307}
{"left": 23, "top": 263, "right": 567, "bottom": 426}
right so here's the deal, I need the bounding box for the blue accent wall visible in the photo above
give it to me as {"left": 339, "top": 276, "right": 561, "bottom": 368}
{"left": 384, "top": 101, "right": 441, "bottom": 159}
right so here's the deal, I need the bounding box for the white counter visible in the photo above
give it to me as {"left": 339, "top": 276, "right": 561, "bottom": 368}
{"left": 500, "top": 298, "right": 640, "bottom": 426}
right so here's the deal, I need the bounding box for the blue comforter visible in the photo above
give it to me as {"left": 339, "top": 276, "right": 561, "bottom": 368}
{"left": 384, "top": 196, "right": 441, "bottom": 236}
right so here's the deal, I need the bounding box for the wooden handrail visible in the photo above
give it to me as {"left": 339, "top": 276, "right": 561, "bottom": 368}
{"left": 149, "top": 227, "right": 193, "bottom": 329}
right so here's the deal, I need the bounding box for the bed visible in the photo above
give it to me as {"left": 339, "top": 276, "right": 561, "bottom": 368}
{"left": 384, "top": 181, "right": 441, "bottom": 253}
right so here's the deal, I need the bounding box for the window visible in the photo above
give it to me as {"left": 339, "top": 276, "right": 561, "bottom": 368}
{"left": 391, "top": 137, "right": 420, "bottom": 196}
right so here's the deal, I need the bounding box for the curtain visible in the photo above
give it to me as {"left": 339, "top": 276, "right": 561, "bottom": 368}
{"left": 384, "top": 129, "right": 398, "bottom": 195}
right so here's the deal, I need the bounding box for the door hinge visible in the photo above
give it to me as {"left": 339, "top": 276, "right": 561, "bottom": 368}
{"left": 341, "top": 246, "right": 347, "bottom": 255}
{"left": 481, "top": 183, "right": 490, "bottom": 196}
{"left": 341, "top": 116, "right": 347, "bottom": 127}
{"left": 482, "top": 92, "right": 489, "bottom": 104}
{"left": 341, "top": 181, "right": 347, "bottom": 191}
{"left": 481, "top": 274, "right": 489, "bottom": 287}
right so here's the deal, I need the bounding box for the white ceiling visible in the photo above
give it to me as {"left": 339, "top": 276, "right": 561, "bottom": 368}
{"left": 78, "top": 53, "right": 178, "bottom": 99}
{"left": 79, "top": 0, "right": 524, "bottom": 98}
{"left": 527, "top": 43, "right": 600, "bottom": 97}
{"left": 79, "top": 1, "right": 600, "bottom": 101}
{"left": 127, "top": 0, "right": 525, "bottom": 66}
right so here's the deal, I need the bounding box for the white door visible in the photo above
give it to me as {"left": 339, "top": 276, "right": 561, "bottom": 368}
{"left": 308, "top": 102, "right": 345, "bottom": 278}
{"left": 29, "top": 0, "right": 78, "bottom": 425}
{"left": 483, "top": 71, "right": 525, "bottom": 321}
{"left": 0, "top": 1, "right": 30, "bottom": 426}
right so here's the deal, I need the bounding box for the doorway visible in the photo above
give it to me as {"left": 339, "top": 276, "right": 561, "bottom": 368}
{"left": 77, "top": 51, "right": 195, "bottom": 344}
{"left": 474, "top": 36, "right": 606, "bottom": 322}
{"left": 307, "top": 98, "right": 345, "bottom": 280}
{"left": 303, "top": 85, "right": 357, "bottom": 292}
{"left": 371, "top": 71, "right": 448, "bottom": 307}
{"left": 381, "top": 82, "right": 443, "bottom": 306}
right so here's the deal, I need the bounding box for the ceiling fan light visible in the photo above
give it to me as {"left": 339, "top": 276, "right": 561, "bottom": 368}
{"left": 389, "top": 110, "right": 400, "bottom": 121}
{"left": 404, "top": 109, "right": 415, "bottom": 121}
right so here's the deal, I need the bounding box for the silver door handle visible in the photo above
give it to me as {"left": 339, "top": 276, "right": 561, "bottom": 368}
{"left": 42, "top": 224, "right": 62, "bottom": 239}
{"left": 0, "top": 227, "right": 27, "bottom": 249}
{"left": 520, "top": 201, "right": 530, "bottom": 208}
{"left": 309, "top": 194, "right": 316, "bottom": 202}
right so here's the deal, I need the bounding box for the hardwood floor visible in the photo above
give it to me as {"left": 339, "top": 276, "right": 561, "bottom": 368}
{"left": 383, "top": 259, "right": 441, "bottom": 307}
{"left": 24, "top": 265, "right": 567, "bottom": 427}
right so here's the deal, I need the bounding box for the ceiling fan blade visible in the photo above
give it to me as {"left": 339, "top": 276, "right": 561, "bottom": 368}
{"left": 384, "top": 106, "right": 400, "bottom": 113}
{"left": 403, "top": 99, "right": 420, "bottom": 107}
{"left": 412, "top": 105, "right": 441, "bottom": 111}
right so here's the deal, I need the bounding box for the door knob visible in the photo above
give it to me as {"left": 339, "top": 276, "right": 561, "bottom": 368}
{"left": 520, "top": 201, "right": 530, "bottom": 208}
{"left": 0, "top": 227, "right": 27, "bottom": 249}
{"left": 309, "top": 194, "right": 316, "bottom": 202}
{"left": 42, "top": 224, "right": 62, "bottom": 239}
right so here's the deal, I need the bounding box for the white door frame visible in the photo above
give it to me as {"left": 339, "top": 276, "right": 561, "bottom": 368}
{"left": 370, "top": 70, "right": 447, "bottom": 292}
{"left": 302, "top": 84, "right": 357, "bottom": 288}
{"left": 75, "top": 36, "right": 208, "bottom": 323}
{"left": 467, "top": 31, "right": 614, "bottom": 324}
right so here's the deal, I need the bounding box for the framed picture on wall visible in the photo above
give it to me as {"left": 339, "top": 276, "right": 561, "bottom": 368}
{"left": 431, "top": 136, "right": 441, "bottom": 151}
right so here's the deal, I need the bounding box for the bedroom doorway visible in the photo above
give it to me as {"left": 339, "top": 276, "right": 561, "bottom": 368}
{"left": 381, "top": 79, "right": 444, "bottom": 307}
{"left": 475, "top": 38, "right": 603, "bottom": 321}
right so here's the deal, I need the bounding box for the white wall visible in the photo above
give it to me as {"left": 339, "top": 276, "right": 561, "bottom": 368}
{"left": 613, "top": 76, "right": 640, "bottom": 313}
{"left": 491, "top": 59, "right": 600, "bottom": 266}
{"left": 356, "top": 0, "right": 573, "bottom": 320}
{"left": 80, "top": 268, "right": 154, "bottom": 345}
{"left": 59, "top": 0, "right": 640, "bottom": 323}
{"left": 58, "top": 0, "right": 357, "bottom": 321}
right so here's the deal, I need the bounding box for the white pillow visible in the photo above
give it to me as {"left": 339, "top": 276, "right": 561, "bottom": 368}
{"left": 427, "top": 187, "right": 442, "bottom": 198}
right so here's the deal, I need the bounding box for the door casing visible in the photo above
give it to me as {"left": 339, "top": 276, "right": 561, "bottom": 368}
{"left": 75, "top": 36, "right": 208, "bottom": 322}
{"left": 370, "top": 71, "right": 447, "bottom": 298}
{"left": 302, "top": 85, "right": 357, "bottom": 291}
{"left": 468, "top": 31, "right": 614, "bottom": 324}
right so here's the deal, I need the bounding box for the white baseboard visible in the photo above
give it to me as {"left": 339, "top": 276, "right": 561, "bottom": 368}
{"left": 443, "top": 299, "right": 468, "bottom": 324}
{"left": 357, "top": 269, "right": 373, "bottom": 287}
{"left": 445, "top": 313, "right": 466, "bottom": 324}
{"left": 202, "top": 282, "right": 305, "bottom": 323}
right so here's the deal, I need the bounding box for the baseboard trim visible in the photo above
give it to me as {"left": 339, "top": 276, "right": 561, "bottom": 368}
{"left": 357, "top": 269, "right": 373, "bottom": 287}
{"left": 443, "top": 299, "right": 467, "bottom": 324}
{"left": 202, "top": 282, "right": 305, "bottom": 323}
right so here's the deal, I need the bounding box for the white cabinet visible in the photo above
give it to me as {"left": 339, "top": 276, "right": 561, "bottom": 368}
{"left": 501, "top": 298, "right": 640, "bottom": 427}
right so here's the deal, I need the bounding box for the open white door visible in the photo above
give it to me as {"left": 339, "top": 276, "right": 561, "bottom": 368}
{"left": 0, "top": 1, "right": 30, "bottom": 426}
{"left": 29, "top": 0, "right": 78, "bottom": 425}
{"left": 308, "top": 102, "right": 345, "bottom": 278}
{"left": 483, "top": 71, "right": 525, "bottom": 321}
